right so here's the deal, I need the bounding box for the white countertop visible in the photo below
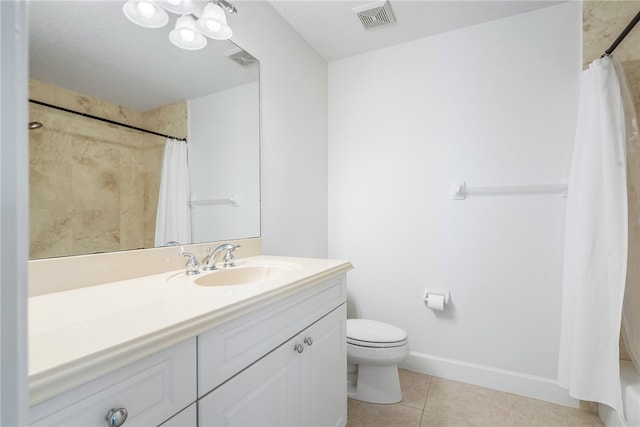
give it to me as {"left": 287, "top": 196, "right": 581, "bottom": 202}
{"left": 29, "top": 255, "right": 352, "bottom": 405}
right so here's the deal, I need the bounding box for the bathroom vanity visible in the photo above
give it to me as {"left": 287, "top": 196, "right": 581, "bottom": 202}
{"left": 27, "top": 255, "right": 352, "bottom": 426}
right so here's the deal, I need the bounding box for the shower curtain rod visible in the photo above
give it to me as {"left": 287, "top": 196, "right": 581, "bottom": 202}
{"left": 28, "top": 99, "right": 187, "bottom": 142}
{"left": 602, "top": 10, "right": 640, "bottom": 57}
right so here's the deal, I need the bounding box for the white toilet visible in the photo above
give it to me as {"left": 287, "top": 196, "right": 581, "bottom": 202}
{"left": 346, "top": 319, "right": 409, "bottom": 404}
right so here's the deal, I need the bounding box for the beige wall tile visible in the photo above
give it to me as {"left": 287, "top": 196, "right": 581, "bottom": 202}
{"left": 29, "top": 209, "right": 73, "bottom": 259}
{"left": 142, "top": 101, "right": 188, "bottom": 139}
{"left": 583, "top": 0, "right": 640, "bottom": 364}
{"left": 120, "top": 208, "right": 145, "bottom": 251}
{"left": 583, "top": 1, "right": 640, "bottom": 66}
{"left": 71, "top": 163, "right": 120, "bottom": 210}
{"left": 71, "top": 209, "right": 121, "bottom": 254}
{"left": 30, "top": 79, "right": 145, "bottom": 127}
{"left": 29, "top": 158, "right": 72, "bottom": 210}
{"left": 29, "top": 79, "right": 186, "bottom": 259}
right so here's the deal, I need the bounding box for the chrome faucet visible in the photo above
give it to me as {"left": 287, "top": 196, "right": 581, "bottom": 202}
{"left": 202, "top": 243, "right": 240, "bottom": 271}
{"left": 179, "top": 248, "right": 200, "bottom": 275}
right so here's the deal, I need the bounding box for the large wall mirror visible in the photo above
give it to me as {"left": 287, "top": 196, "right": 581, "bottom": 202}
{"left": 28, "top": 1, "right": 260, "bottom": 260}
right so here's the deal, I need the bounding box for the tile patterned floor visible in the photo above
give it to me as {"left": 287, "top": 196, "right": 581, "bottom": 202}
{"left": 346, "top": 369, "right": 604, "bottom": 427}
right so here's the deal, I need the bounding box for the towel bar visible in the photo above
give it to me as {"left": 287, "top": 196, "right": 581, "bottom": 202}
{"left": 189, "top": 195, "right": 239, "bottom": 207}
{"left": 452, "top": 182, "right": 568, "bottom": 200}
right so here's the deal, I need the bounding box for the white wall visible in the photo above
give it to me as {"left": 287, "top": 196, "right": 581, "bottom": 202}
{"left": 189, "top": 82, "right": 260, "bottom": 242}
{"left": 0, "top": 1, "right": 29, "bottom": 423}
{"left": 227, "top": 1, "right": 328, "bottom": 257}
{"left": 328, "top": 3, "right": 581, "bottom": 404}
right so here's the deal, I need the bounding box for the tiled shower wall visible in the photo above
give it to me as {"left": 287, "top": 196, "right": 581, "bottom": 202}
{"left": 583, "top": 0, "right": 640, "bottom": 362}
{"left": 29, "top": 79, "right": 187, "bottom": 259}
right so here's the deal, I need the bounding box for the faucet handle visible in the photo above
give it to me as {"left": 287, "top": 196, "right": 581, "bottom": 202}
{"left": 201, "top": 247, "right": 216, "bottom": 271}
{"left": 222, "top": 245, "right": 240, "bottom": 268}
{"left": 179, "top": 248, "right": 200, "bottom": 275}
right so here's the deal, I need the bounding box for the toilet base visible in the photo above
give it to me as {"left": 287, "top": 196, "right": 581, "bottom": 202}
{"left": 347, "top": 364, "right": 402, "bottom": 404}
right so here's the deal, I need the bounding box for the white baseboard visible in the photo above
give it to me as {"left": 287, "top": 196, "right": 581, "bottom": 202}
{"left": 400, "top": 351, "right": 579, "bottom": 408}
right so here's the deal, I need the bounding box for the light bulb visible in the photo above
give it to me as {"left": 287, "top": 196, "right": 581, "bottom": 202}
{"left": 137, "top": 1, "right": 156, "bottom": 18}
{"left": 123, "top": 0, "right": 169, "bottom": 28}
{"left": 179, "top": 28, "right": 196, "bottom": 42}
{"left": 195, "top": 2, "right": 232, "bottom": 40}
{"left": 170, "top": 15, "right": 207, "bottom": 50}
{"left": 206, "top": 20, "right": 221, "bottom": 32}
{"left": 156, "top": 0, "right": 197, "bottom": 15}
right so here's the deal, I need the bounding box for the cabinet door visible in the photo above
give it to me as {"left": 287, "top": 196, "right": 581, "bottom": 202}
{"left": 199, "top": 339, "right": 302, "bottom": 427}
{"left": 158, "top": 403, "right": 196, "bottom": 427}
{"left": 301, "top": 304, "right": 347, "bottom": 427}
{"left": 199, "top": 304, "right": 347, "bottom": 427}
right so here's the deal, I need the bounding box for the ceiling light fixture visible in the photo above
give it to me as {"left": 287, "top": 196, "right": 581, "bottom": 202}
{"left": 122, "top": 0, "right": 236, "bottom": 50}
{"left": 196, "top": 2, "right": 232, "bottom": 40}
{"left": 170, "top": 15, "right": 208, "bottom": 50}
{"left": 123, "top": 0, "right": 169, "bottom": 28}
{"left": 156, "top": 0, "right": 198, "bottom": 15}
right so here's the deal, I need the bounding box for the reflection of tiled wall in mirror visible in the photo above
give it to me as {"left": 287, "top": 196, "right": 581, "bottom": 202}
{"left": 28, "top": 79, "right": 187, "bottom": 259}
{"left": 583, "top": 1, "right": 639, "bottom": 117}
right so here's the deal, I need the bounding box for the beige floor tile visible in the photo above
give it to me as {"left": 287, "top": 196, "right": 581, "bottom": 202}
{"left": 422, "top": 377, "right": 512, "bottom": 427}
{"left": 399, "top": 369, "right": 432, "bottom": 410}
{"left": 420, "top": 409, "right": 513, "bottom": 427}
{"left": 579, "top": 400, "right": 599, "bottom": 415}
{"left": 507, "top": 394, "right": 604, "bottom": 427}
{"left": 346, "top": 398, "right": 424, "bottom": 427}
{"left": 346, "top": 373, "right": 605, "bottom": 427}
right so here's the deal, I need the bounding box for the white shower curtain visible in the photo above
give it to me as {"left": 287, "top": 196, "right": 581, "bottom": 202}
{"left": 619, "top": 59, "right": 640, "bottom": 374}
{"left": 155, "top": 138, "right": 191, "bottom": 246}
{"left": 557, "top": 56, "right": 634, "bottom": 415}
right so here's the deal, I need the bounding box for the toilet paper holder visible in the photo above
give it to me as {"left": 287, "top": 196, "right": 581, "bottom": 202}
{"left": 423, "top": 289, "right": 451, "bottom": 305}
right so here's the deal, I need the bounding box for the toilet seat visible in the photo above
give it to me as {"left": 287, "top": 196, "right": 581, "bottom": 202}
{"left": 347, "top": 319, "right": 408, "bottom": 348}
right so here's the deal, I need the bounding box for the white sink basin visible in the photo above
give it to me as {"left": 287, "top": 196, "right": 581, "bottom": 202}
{"left": 193, "top": 265, "right": 292, "bottom": 287}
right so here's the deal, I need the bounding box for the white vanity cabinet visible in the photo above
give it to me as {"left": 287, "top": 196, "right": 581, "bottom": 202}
{"left": 28, "top": 261, "right": 351, "bottom": 427}
{"left": 198, "top": 275, "right": 347, "bottom": 427}
{"left": 28, "top": 338, "right": 197, "bottom": 427}
{"left": 158, "top": 403, "right": 197, "bottom": 426}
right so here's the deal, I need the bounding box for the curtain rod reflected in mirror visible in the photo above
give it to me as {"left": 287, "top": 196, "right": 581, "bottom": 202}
{"left": 28, "top": 99, "right": 187, "bottom": 141}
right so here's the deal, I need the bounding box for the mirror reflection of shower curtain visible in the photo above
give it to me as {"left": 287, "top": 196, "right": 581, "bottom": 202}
{"left": 557, "top": 56, "right": 631, "bottom": 415}
{"left": 155, "top": 138, "right": 191, "bottom": 246}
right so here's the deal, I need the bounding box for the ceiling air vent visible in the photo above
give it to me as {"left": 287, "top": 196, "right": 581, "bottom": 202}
{"left": 225, "top": 48, "right": 258, "bottom": 67}
{"left": 353, "top": 0, "right": 395, "bottom": 31}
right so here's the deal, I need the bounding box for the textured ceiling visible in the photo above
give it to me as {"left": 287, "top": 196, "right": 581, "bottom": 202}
{"left": 29, "top": 1, "right": 258, "bottom": 112}
{"left": 268, "top": 0, "right": 564, "bottom": 62}
{"left": 30, "top": 1, "right": 640, "bottom": 112}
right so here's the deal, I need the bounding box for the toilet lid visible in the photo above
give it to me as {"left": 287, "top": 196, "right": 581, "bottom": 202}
{"left": 347, "top": 319, "right": 408, "bottom": 347}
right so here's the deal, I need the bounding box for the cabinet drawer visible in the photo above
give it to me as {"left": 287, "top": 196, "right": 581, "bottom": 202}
{"left": 29, "top": 338, "right": 196, "bottom": 427}
{"left": 198, "top": 275, "right": 346, "bottom": 396}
